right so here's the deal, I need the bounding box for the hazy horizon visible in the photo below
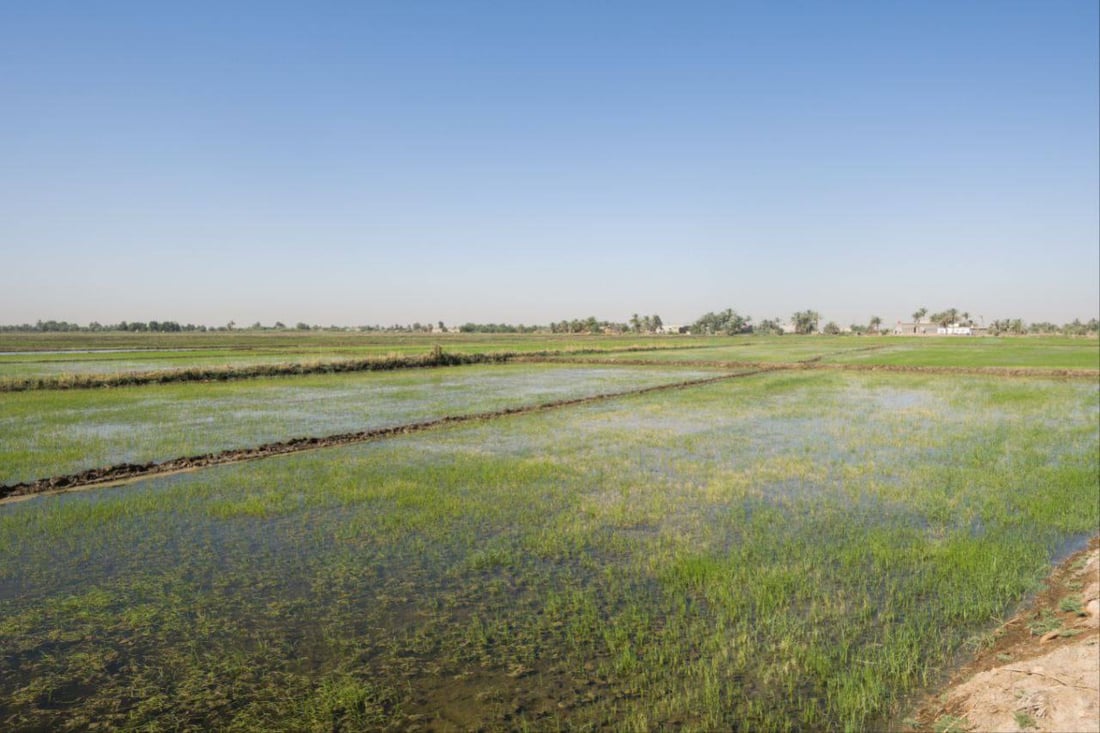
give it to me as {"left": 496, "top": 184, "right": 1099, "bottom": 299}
{"left": 3, "top": 2, "right": 1097, "bottom": 329}
{"left": 3, "top": 306, "right": 1096, "bottom": 332}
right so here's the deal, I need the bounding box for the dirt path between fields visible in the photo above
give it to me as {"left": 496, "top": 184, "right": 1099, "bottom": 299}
{"left": 0, "top": 369, "right": 769, "bottom": 503}
{"left": 902, "top": 536, "right": 1100, "bottom": 733}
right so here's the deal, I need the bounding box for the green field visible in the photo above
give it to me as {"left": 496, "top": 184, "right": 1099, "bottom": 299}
{"left": 0, "top": 363, "right": 721, "bottom": 485}
{"left": 0, "top": 335, "right": 1097, "bottom": 731}
{"left": 546, "top": 336, "right": 1100, "bottom": 370}
{"left": 543, "top": 337, "right": 876, "bottom": 364}
{"left": 0, "top": 332, "right": 711, "bottom": 380}
{"left": 2, "top": 333, "right": 1095, "bottom": 384}
{"left": 824, "top": 336, "right": 1100, "bottom": 369}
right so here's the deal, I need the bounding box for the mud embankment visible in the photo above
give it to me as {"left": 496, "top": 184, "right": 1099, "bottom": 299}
{"left": 0, "top": 370, "right": 769, "bottom": 502}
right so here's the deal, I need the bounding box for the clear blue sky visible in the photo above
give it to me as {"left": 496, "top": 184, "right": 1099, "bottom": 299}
{"left": 2, "top": 1, "right": 1097, "bottom": 328}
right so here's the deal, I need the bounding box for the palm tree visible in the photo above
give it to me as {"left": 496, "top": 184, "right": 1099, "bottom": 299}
{"left": 868, "top": 315, "right": 882, "bottom": 333}
{"left": 911, "top": 308, "right": 927, "bottom": 334}
{"left": 792, "top": 310, "right": 820, "bottom": 335}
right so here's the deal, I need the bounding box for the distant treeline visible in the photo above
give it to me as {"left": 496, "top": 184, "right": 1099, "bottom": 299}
{"left": 0, "top": 316, "right": 674, "bottom": 336}
{"left": 0, "top": 320, "right": 205, "bottom": 333}
{"left": 2, "top": 313, "right": 1097, "bottom": 336}
{"left": 987, "top": 318, "right": 1099, "bottom": 336}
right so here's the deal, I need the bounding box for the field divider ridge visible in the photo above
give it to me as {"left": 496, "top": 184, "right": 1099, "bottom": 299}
{"left": 0, "top": 368, "right": 775, "bottom": 502}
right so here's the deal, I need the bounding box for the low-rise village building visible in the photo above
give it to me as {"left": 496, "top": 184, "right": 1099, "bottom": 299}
{"left": 894, "top": 321, "right": 985, "bottom": 336}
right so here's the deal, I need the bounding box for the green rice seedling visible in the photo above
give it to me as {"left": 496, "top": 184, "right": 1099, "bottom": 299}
{"left": 0, "top": 362, "right": 722, "bottom": 484}
{"left": 0, "top": 369, "right": 1095, "bottom": 731}
{"left": 0, "top": 332, "right": 731, "bottom": 386}
{"left": 824, "top": 335, "right": 1099, "bottom": 370}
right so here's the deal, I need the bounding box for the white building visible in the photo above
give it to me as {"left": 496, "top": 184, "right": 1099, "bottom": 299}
{"left": 894, "top": 320, "right": 977, "bottom": 336}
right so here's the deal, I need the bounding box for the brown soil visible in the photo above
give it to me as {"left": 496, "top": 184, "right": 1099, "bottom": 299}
{"left": 901, "top": 536, "right": 1100, "bottom": 732}
{"left": 0, "top": 370, "right": 766, "bottom": 503}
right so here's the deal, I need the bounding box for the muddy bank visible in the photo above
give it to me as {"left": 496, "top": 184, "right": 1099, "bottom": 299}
{"left": 0, "top": 370, "right": 766, "bottom": 502}
{"left": 902, "top": 536, "right": 1100, "bottom": 732}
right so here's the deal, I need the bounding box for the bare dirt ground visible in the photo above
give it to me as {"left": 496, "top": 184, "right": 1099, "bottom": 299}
{"left": 903, "top": 536, "right": 1100, "bottom": 732}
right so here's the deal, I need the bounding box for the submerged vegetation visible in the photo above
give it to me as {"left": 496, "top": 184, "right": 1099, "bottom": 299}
{"left": 1, "top": 339, "right": 1097, "bottom": 731}
{"left": 0, "top": 364, "right": 734, "bottom": 493}
{"left": 0, "top": 344, "right": 714, "bottom": 392}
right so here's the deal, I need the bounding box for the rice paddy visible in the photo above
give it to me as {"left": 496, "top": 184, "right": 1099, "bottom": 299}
{"left": 0, "top": 334, "right": 1096, "bottom": 731}
{"left": 0, "top": 363, "right": 720, "bottom": 485}
{"left": 544, "top": 336, "right": 1100, "bottom": 370}
{"left": 0, "top": 333, "right": 715, "bottom": 380}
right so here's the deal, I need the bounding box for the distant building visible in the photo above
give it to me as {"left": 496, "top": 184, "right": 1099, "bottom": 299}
{"left": 894, "top": 321, "right": 981, "bottom": 336}
{"left": 896, "top": 320, "right": 929, "bottom": 335}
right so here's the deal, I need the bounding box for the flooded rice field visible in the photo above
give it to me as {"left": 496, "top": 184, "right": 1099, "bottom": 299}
{"left": 1, "top": 369, "right": 1096, "bottom": 731}
{"left": 0, "top": 363, "right": 719, "bottom": 485}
